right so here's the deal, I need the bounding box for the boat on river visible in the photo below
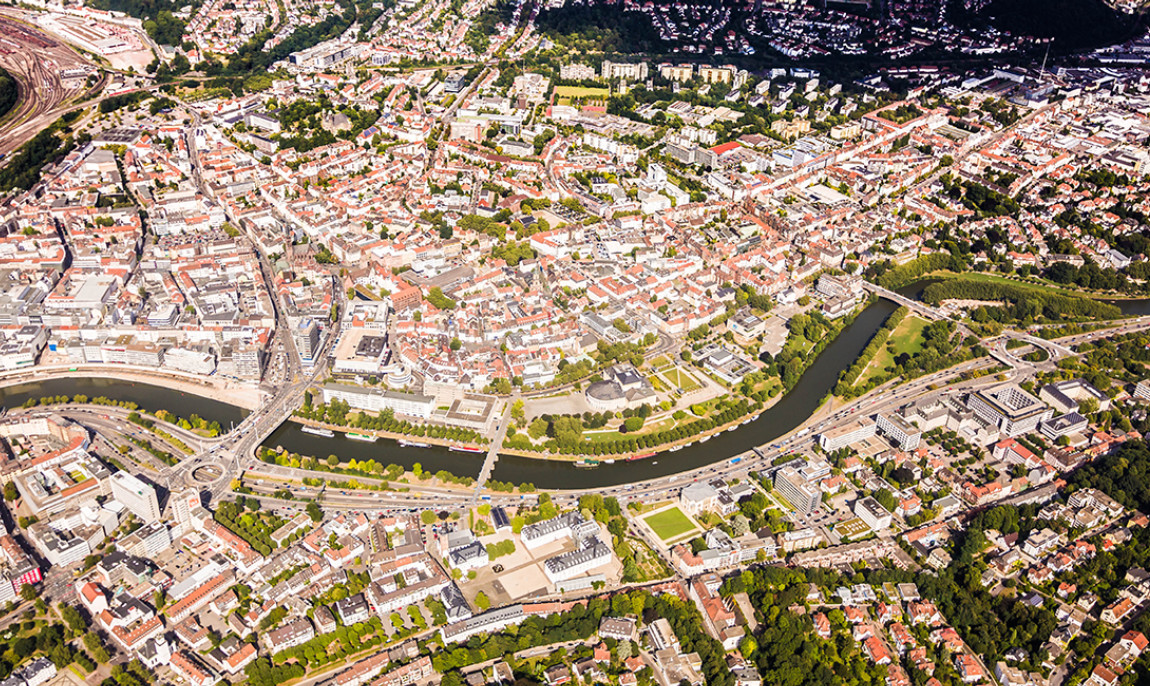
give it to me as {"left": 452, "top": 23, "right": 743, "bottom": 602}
{"left": 302, "top": 426, "right": 335, "bottom": 438}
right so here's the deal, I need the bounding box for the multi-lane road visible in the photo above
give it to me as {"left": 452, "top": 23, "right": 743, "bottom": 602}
{"left": 219, "top": 314, "right": 1150, "bottom": 523}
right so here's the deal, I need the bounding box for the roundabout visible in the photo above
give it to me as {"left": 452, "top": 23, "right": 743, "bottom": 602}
{"left": 191, "top": 462, "right": 226, "bottom": 486}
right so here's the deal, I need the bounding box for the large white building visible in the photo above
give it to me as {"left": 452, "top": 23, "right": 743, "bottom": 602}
{"left": 543, "top": 540, "right": 612, "bottom": 583}
{"left": 320, "top": 383, "right": 434, "bottom": 419}
{"left": 818, "top": 419, "right": 876, "bottom": 451}
{"left": 773, "top": 466, "right": 821, "bottom": 514}
{"left": 520, "top": 512, "right": 594, "bottom": 550}
{"left": 1135, "top": 379, "right": 1150, "bottom": 401}
{"left": 854, "top": 496, "right": 892, "bottom": 531}
{"left": 169, "top": 489, "right": 201, "bottom": 534}
{"left": 967, "top": 384, "right": 1052, "bottom": 437}
{"left": 876, "top": 413, "right": 921, "bottom": 451}
{"left": 110, "top": 471, "right": 161, "bottom": 523}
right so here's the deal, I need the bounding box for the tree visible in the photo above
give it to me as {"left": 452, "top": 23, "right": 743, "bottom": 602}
{"left": 3, "top": 481, "right": 17, "bottom": 501}
{"left": 421, "top": 510, "right": 438, "bottom": 525}
{"left": 20, "top": 584, "right": 35, "bottom": 602}
{"left": 474, "top": 591, "right": 490, "bottom": 611}
{"left": 528, "top": 417, "right": 549, "bottom": 439}
{"left": 60, "top": 604, "right": 86, "bottom": 632}
{"left": 306, "top": 502, "right": 324, "bottom": 523}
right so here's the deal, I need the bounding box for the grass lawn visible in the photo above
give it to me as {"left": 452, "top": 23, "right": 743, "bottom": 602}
{"left": 924, "top": 270, "right": 1118, "bottom": 301}
{"left": 660, "top": 366, "right": 701, "bottom": 392}
{"left": 643, "top": 507, "right": 697, "bottom": 542}
{"left": 581, "top": 416, "right": 675, "bottom": 444}
{"left": 554, "top": 85, "right": 610, "bottom": 98}
{"left": 856, "top": 315, "right": 929, "bottom": 388}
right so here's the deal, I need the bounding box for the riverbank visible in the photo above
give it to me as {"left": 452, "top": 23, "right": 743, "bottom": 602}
{"left": 286, "top": 417, "right": 487, "bottom": 453}
{"left": 0, "top": 364, "right": 265, "bottom": 410}
{"left": 265, "top": 296, "right": 906, "bottom": 490}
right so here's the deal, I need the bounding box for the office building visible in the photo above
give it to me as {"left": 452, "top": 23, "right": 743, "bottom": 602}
{"left": 320, "top": 383, "right": 434, "bottom": 419}
{"left": 294, "top": 319, "right": 320, "bottom": 366}
{"left": 774, "top": 466, "right": 822, "bottom": 514}
{"left": 854, "top": 496, "right": 892, "bottom": 531}
{"left": 1135, "top": 379, "right": 1150, "bottom": 401}
{"left": 1040, "top": 378, "right": 1110, "bottom": 414}
{"left": 968, "top": 384, "right": 1052, "bottom": 437}
{"left": 876, "top": 413, "right": 921, "bottom": 451}
{"left": 818, "top": 419, "right": 876, "bottom": 451}
{"left": 110, "top": 471, "right": 161, "bottom": 523}
{"left": 169, "top": 489, "right": 201, "bottom": 534}
{"left": 601, "top": 60, "right": 648, "bottom": 81}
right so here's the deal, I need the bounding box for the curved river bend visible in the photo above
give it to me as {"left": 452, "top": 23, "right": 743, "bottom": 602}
{"left": 267, "top": 296, "right": 900, "bottom": 490}
{"left": 4, "top": 286, "right": 1146, "bottom": 490}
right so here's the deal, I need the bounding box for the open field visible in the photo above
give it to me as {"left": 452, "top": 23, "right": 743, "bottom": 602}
{"left": 642, "top": 506, "right": 697, "bottom": 542}
{"left": 856, "top": 314, "right": 929, "bottom": 387}
{"left": 553, "top": 85, "right": 609, "bottom": 98}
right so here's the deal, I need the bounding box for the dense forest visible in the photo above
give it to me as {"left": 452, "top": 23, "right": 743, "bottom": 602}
{"left": 1068, "top": 440, "right": 1150, "bottom": 513}
{"left": 534, "top": 3, "right": 663, "bottom": 54}
{"left": 921, "top": 279, "right": 1123, "bottom": 323}
{"left": 977, "top": 0, "right": 1142, "bottom": 51}
{"left": 869, "top": 253, "right": 965, "bottom": 290}
{"left": 0, "top": 112, "right": 85, "bottom": 191}
{"left": 86, "top": 0, "right": 189, "bottom": 44}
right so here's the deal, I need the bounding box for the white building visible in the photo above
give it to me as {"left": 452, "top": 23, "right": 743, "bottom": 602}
{"left": 543, "top": 540, "right": 612, "bottom": 583}
{"left": 818, "top": 420, "right": 876, "bottom": 451}
{"left": 854, "top": 497, "right": 892, "bottom": 531}
{"left": 876, "top": 413, "right": 921, "bottom": 451}
{"left": 967, "top": 384, "right": 1052, "bottom": 437}
{"left": 520, "top": 512, "right": 595, "bottom": 550}
{"left": 320, "top": 383, "right": 434, "bottom": 419}
{"left": 1135, "top": 379, "right": 1150, "bottom": 401}
{"left": 110, "top": 471, "right": 161, "bottom": 523}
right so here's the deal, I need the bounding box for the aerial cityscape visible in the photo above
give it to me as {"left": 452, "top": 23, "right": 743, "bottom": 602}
{"left": 0, "top": 0, "right": 1147, "bottom": 683}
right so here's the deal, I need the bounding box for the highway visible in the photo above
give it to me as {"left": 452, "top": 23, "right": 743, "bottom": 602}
{"left": 204, "top": 314, "right": 1150, "bottom": 523}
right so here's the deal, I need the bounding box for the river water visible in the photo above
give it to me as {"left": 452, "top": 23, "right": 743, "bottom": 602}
{"left": 262, "top": 296, "right": 900, "bottom": 489}
{"left": 5, "top": 281, "right": 1146, "bottom": 490}
{"left": 0, "top": 377, "right": 249, "bottom": 427}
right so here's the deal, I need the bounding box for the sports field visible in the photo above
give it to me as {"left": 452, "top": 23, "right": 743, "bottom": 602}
{"left": 643, "top": 507, "right": 697, "bottom": 542}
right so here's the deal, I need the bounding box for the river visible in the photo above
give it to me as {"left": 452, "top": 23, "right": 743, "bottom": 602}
{"left": 0, "top": 377, "right": 249, "bottom": 427}
{"left": 262, "top": 296, "right": 901, "bottom": 490}
{"left": 5, "top": 281, "right": 1146, "bottom": 490}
